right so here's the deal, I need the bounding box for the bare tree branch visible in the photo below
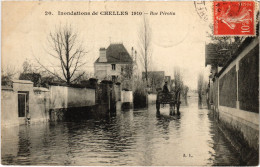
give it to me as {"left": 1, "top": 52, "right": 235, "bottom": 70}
{"left": 35, "top": 24, "right": 87, "bottom": 84}
{"left": 138, "top": 16, "right": 152, "bottom": 86}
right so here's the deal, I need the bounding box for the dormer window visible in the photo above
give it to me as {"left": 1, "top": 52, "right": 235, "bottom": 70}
{"left": 112, "top": 64, "right": 116, "bottom": 70}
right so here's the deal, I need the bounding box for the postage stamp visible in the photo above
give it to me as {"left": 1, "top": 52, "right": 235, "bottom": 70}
{"left": 214, "top": 1, "right": 255, "bottom": 36}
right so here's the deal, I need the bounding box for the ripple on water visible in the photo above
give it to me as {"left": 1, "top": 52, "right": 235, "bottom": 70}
{"left": 2, "top": 102, "right": 242, "bottom": 165}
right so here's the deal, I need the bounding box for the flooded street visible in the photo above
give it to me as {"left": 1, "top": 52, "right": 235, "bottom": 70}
{"left": 1, "top": 95, "right": 241, "bottom": 166}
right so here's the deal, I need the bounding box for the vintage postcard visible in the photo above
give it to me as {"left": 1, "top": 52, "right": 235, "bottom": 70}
{"left": 1, "top": 1, "right": 259, "bottom": 166}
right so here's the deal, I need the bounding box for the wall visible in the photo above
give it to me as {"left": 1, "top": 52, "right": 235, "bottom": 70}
{"left": 2, "top": 80, "right": 113, "bottom": 125}
{"left": 114, "top": 84, "right": 121, "bottom": 101}
{"left": 1, "top": 90, "right": 19, "bottom": 126}
{"left": 121, "top": 90, "right": 133, "bottom": 103}
{"left": 67, "top": 87, "right": 95, "bottom": 107}
{"left": 95, "top": 63, "right": 123, "bottom": 81}
{"left": 219, "top": 66, "right": 237, "bottom": 108}
{"left": 238, "top": 45, "right": 259, "bottom": 113}
{"left": 148, "top": 94, "right": 157, "bottom": 104}
{"left": 1, "top": 84, "right": 50, "bottom": 126}
{"left": 94, "top": 63, "right": 109, "bottom": 80}
{"left": 212, "top": 79, "right": 218, "bottom": 112}
{"left": 30, "top": 88, "right": 50, "bottom": 123}
{"left": 217, "top": 37, "right": 259, "bottom": 151}
{"left": 49, "top": 85, "right": 95, "bottom": 109}
{"left": 49, "top": 85, "right": 68, "bottom": 109}
{"left": 95, "top": 63, "right": 133, "bottom": 86}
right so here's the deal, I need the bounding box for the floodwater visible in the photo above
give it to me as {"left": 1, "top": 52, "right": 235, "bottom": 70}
{"left": 1, "top": 95, "right": 242, "bottom": 166}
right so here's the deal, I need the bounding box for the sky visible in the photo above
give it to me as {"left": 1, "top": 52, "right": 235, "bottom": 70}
{"left": 2, "top": 1, "right": 213, "bottom": 90}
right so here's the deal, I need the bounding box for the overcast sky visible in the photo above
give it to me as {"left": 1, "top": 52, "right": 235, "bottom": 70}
{"left": 2, "top": 1, "right": 213, "bottom": 90}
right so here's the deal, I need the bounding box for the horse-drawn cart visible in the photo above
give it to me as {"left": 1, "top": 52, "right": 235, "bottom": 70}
{"left": 156, "top": 90, "right": 181, "bottom": 115}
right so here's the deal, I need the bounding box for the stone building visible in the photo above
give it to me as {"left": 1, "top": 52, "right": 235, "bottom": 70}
{"left": 94, "top": 43, "right": 134, "bottom": 90}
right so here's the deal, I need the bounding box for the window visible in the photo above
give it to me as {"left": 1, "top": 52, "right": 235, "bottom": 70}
{"left": 112, "top": 64, "right": 116, "bottom": 70}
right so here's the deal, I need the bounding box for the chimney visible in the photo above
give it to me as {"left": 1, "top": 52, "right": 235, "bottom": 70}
{"left": 99, "top": 48, "right": 107, "bottom": 62}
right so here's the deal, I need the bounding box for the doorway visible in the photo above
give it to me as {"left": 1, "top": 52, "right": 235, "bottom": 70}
{"left": 18, "top": 92, "right": 29, "bottom": 118}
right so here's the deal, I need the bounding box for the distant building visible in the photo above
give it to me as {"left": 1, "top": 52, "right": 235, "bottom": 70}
{"left": 142, "top": 71, "right": 165, "bottom": 93}
{"left": 94, "top": 43, "right": 134, "bottom": 90}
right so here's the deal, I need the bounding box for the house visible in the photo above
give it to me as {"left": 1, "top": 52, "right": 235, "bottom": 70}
{"left": 94, "top": 43, "right": 134, "bottom": 90}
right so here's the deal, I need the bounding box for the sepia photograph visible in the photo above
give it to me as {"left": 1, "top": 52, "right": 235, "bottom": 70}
{"left": 1, "top": 1, "right": 259, "bottom": 166}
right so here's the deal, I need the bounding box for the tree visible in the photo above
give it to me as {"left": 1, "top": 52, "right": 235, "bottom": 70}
{"left": 120, "top": 64, "right": 133, "bottom": 90}
{"left": 207, "top": 24, "right": 245, "bottom": 61}
{"left": 197, "top": 72, "right": 208, "bottom": 103}
{"left": 149, "top": 72, "right": 164, "bottom": 93}
{"left": 1, "top": 65, "right": 17, "bottom": 86}
{"left": 138, "top": 16, "right": 152, "bottom": 86}
{"left": 19, "top": 73, "right": 41, "bottom": 87}
{"left": 36, "top": 24, "right": 87, "bottom": 85}
{"left": 121, "top": 64, "right": 133, "bottom": 80}
{"left": 173, "top": 67, "right": 184, "bottom": 92}
{"left": 181, "top": 85, "right": 189, "bottom": 99}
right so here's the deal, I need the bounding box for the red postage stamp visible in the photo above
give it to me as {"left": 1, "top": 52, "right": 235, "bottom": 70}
{"left": 214, "top": 1, "right": 255, "bottom": 36}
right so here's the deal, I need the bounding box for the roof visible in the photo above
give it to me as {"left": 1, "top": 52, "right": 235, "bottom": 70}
{"left": 12, "top": 79, "right": 33, "bottom": 84}
{"left": 1, "top": 86, "right": 13, "bottom": 91}
{"left": 205, "top": 44, "right": 229, "bottom": 67}
{"left": 33, "top": 87, "right": 49, "bottom": 92}
{"left": 95, "top": 44, "right": 133, "bottom": 64}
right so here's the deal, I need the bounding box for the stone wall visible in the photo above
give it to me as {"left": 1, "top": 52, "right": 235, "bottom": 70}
{"left": 217, "top": 37, "right": 259, "bottom": 152}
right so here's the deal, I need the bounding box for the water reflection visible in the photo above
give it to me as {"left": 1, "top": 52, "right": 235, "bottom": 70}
{"left": 2, "top": 97, "right": 241, "bottom": 166}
